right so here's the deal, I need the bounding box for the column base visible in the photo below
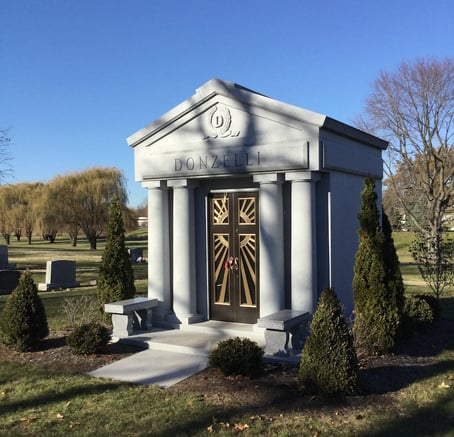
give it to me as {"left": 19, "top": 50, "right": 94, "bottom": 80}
{"left": 166, "top": 312, "right": 204, "bottom": 325}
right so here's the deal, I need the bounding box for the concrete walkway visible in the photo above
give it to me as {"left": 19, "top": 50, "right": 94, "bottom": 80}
{"left": 88, "top": 322, "right": 267, "bottom": 388}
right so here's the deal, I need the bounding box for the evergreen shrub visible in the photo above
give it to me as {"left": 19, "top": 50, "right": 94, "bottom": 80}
{"left": 382, "top": 211, "right": 405, "bottom": 322}
{"left": 353, "top": 177, "right": 401, "bottom": 354}
{"left": 97, "top": 197, "right": 135, "bottom": 311}
{"left": 67, "top": 321, "right": 110, "bottom": 355}
{"left": 402, "top": 295, "right": 435, "bottom": 333}
{"left": 415, "top": 294, "right": 441, "bottom": 320}
{"left": 209, "top": 337, "right": 264, "bottom": 377}
{"left": 298, "top": 288, "right": 359, "bottom": 397}
{"left": 0, "top": 271, "right": 49, "bottom": 352}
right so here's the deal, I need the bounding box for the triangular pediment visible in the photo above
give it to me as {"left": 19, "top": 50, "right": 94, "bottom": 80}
{"left": 128, "top": 79, "right": 325, "bottom": 151}
{"left": 129, "top": 79, "right": 327, "bottom": 181}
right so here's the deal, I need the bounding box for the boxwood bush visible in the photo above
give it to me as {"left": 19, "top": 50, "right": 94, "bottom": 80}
{"left": 414, "top": 294, "right": 441, "bottom": 320}
{"left": 209, "top": 337, "right": 264, "bottom": 377}
{"left": 67, "top": 321, "right": 110, "bottom": 355}
{"left": 402, "top": 295, "right": 435, "bottom": 335}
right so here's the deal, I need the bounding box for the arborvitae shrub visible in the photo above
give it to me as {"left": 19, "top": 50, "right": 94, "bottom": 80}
{"left": 209, "top": 337, "right": 264, "bottom": 377}
{"left": 353, "top": 177, "right": 401, "bottom": 354}
{"left": 0, "top": 271, "right": 49, "bottom": 351}
{"left": 298, "top": 288, "right": 359, "bottom": 397}
{"left": 97, "top": 197, "right": 135, "bottom": 311}
{"left": 382, "top": 210, "right": 405, "bottom": 321}
{"left": 67, "top": 321, "right": 110, "bottom": 355}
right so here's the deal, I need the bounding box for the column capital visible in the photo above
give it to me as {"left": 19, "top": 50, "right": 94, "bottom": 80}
{"left": 142, "top": 180, "right": 167, "bottom": 190}
{"left": 167, "top": 179, "right": 199, "bottom": 189}
{"left": 253, "top": 173, "right": 285, "bottom": 184}
{"left": 285, "top": 171, "right": 321, "bottom": 183}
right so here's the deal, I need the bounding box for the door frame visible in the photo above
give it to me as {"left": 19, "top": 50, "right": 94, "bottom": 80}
{"left": 207, "top": 189, "right": 260, "bottom": 323}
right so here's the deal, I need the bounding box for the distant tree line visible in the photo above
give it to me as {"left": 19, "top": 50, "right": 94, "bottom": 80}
{"left": 0, "top": 167, "right": 137, "bottom": 249}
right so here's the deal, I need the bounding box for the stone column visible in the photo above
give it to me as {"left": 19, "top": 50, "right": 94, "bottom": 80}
{"left": 285, "top": 171, "right": 320, "bottom": 313}
{"left": 253, "top": 173, "right": 285, "bottom": 317}
{"left": 144, "top": 181, "right": 171, "bottom": 321}
{"left": 167, "top": 179, "right": 200, "bottom": 324}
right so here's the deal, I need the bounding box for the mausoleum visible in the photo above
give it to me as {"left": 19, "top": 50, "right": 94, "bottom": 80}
{"left": 128, "top": 79, "right": 387, "bottom": 327}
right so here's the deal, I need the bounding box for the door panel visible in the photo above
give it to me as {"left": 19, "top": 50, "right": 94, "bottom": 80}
{"left": 209, "top": 192, "right": 259, "bottom": 323}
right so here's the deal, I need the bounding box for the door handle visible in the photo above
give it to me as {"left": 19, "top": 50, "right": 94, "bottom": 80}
{"left": 233, "top": 257, "right": 239, "bottom": 271}
{"left": 224, "top": 256, "right": 239, "bottom": 271}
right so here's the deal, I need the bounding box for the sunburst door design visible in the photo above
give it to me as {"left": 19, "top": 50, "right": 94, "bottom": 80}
{"left": 238, "top": 197, "right": 257, "bottom": 308}
{"left": 209, "top": 192, "right": 259, "bottom": 323}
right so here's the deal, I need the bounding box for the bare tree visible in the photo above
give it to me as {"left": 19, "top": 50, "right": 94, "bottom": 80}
{"left": 360, "top": 58, "right": 454, "bottom": 282}
{"left": 382, "top": 153, "right": 450, "bottom": 231}
{"left": 360, "top": 58, "right": 454, "bottom": 238}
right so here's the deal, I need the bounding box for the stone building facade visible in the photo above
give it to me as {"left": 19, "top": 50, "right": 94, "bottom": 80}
{"left": 128, "top": 79, "right": 387, "bottom": 325}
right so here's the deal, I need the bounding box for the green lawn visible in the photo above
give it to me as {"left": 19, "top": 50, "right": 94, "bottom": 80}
{"left": 0, "top": 232, "right": 148, "bottom": 329}
{"left": 0, "top": 230, "right": 453, "bottom": 436}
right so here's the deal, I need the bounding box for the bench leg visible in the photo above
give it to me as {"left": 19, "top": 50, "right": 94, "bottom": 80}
{"left": 264, "top": 329, "right": 290, "bottom": 355}
{"left": 133, "top": 308, "right": 153, "bottom": 330}
{"left": 290, "top": 324, "right": 307, "bottom": 353}
{"left": 111, "top": 313, "right": 134, "bottom": 337}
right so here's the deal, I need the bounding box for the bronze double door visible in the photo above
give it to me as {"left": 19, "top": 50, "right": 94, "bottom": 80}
{"left": 208, "top": 192, "right": 259, "bottom": 324}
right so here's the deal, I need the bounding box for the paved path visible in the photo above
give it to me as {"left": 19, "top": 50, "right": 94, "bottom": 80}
{"left": 88, "top": 323, "right": 266, "bottom": 388}
{"left": 89, "top": 348, "right": 209, "bottom": 388}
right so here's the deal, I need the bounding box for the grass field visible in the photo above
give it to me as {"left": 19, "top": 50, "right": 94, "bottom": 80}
{"left": 0, "top": 230, "right": 453, "bottom": 436}
{"left": 0, "top": 231, "right": 148, "bottom": 330}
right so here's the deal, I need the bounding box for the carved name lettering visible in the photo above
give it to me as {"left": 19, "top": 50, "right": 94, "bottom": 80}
{"left": 174, "top": 152, "right": 261, "bottom": 172}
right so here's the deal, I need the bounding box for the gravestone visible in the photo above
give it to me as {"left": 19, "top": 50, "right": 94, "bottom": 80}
{"left": 128, "top": 248, "right": 143, "bottom": 263}
{"left": 0, "top": 270, "right": 21, "bottom": 295}
{"left": 38, "top": 260, "right": 80, "bottom": 291}
{"left": 0, "top": 245, "right": 15, "bottom": 269}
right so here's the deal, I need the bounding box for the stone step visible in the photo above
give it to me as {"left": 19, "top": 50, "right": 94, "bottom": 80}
{"left": 117, "top": 324, "right": 265, "bottom": 356}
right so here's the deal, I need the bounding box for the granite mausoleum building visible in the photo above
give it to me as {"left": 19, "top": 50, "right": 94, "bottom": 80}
{"left": 128, "top": 79, "right": 387, "bottom": 327}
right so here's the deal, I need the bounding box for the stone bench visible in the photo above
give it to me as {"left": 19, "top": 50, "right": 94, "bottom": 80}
{"left": 257, "top": 309, "right": 311, "bottom": 356}
{"left": 104, "top": 297, "right": 158, "bottom": 338}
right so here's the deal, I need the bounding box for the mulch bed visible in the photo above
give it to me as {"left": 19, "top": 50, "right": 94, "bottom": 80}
{"left": 0, "top": 318, "right": 453, "bottom": 410}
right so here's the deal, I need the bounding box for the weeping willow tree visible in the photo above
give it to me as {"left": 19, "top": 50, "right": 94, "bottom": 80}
{"left": 44, "top": 167, "right": 133, "bottom": 249}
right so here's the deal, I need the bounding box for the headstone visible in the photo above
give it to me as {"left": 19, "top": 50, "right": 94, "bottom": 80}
{"left": 38, "top": 260, "right": 80, "bottom": 291}
{"left": 128, "top": 248, "right": 143, "bottom": 263}
{"left": 0, "top": 245, "right": 15, "bottom": 269}
{"left": 0, "top": 270, "right": 21, "bottom": 295}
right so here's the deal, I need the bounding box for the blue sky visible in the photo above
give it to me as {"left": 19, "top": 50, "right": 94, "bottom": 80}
{"left": 1, "top": 0, "right": 453, "bottom": 207}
